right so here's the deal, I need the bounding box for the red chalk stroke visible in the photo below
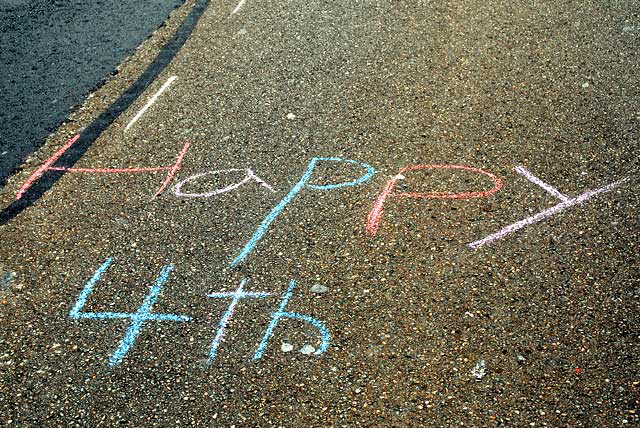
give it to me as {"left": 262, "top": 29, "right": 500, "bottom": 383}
{"left": 366, "top": 164, "right": 503, "bottom": 236}
{"left": 15, "top": 137, "right": 191, "bottom": 200}
{"left": 48, "top": 167, "right": 170, "bottom": 173}
{"left": 153, "top": 142, "right": 191, "bottom": 199}
{"left": 16, "top": 134, "right": 81, "bottom": 200}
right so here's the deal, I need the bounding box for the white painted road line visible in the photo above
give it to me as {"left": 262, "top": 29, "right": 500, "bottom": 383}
{"left": 231, "top": 0, "right": 246, "bottom": 15}
{"left": 124, "top": 76, "right": 177, "bottom": 132}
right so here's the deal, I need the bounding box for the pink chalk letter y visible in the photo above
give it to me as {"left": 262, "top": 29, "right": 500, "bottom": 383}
{"left": 467, "top": 166, "right": 629, "bottom": 249}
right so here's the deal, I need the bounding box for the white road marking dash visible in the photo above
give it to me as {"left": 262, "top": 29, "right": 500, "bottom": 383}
{"left": 231, "top": 0, "right": 246, "bottom": 15}
{"left": 125, "top": 76, "right": 177, "bottom": 132}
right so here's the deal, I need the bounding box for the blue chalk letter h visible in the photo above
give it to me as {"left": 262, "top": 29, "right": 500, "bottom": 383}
{"left": 253, "top": 279, "right": 331, "bottom": 360}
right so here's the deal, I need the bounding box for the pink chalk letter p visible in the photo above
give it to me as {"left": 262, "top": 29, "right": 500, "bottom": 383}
{"left": 366, "top": 164, "right": 503, "bottom": 235}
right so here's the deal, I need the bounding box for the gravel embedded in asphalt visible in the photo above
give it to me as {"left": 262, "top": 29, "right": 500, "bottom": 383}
{"left": 1, "top": 0, "right": 638, "bottom": 426}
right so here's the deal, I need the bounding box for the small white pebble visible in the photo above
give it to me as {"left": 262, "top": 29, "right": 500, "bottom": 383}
{"left": 300, "top": 344, "right": 315, "bottom": 355}
{"left": 310, "top": 284, "right": 328, "bottom": 294}
{"left": 471, "top": 359, "right": 486, "bottom": 381}
{"left": 582, "top": 82, "right": 590, "bottom": 88}
{"left": 281, "top": 343, "right": 293, "bottom": 352}
{"left": 286, "top": 113, "right": 296, "bottom": 120}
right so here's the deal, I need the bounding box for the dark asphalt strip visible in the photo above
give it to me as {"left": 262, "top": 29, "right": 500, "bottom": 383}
{"left": 0, "top": 0, "right": 210, "bottom": 226}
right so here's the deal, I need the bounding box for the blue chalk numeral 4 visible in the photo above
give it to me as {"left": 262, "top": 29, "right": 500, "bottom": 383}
{"left": 69, "top": 257, "right": 192, "bottom": 367}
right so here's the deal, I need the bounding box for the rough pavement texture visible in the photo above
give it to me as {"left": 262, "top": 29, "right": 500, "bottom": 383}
{"left": 0, "top": 0, "right": 184, "bottom": 185}
{"left": 1, "top": 0, "right": 638, "bottom": 426}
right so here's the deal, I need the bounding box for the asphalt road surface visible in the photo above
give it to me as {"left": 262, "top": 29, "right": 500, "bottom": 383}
{"left": 0, "top": 0, "right": 184, "bottom": 186}
{"left": 1, "top": 0, "right": 639, "bottom": 426}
